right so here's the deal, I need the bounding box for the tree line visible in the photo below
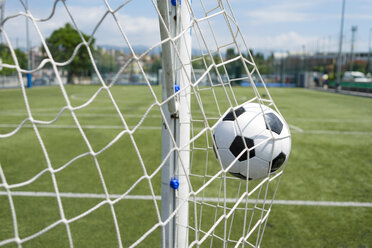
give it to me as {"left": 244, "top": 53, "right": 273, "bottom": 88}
{"left": 0, "top": 23, "right": 275, "bottom": 84}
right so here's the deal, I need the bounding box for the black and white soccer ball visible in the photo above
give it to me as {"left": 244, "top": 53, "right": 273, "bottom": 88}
{"left": 213, "top": 102, "right": 291, "bottom": 180}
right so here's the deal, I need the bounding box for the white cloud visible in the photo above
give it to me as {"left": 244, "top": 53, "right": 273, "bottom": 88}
{"left": 244, "top": 0, "right": 325, "bottom": 24}
{"left": 59, "top": 5, "right": 160, "bottom": 47}
{"left": 2, "top": 0, "right": 370, "bottom": 53}
{"left": 2, "top": 4, "right": 160, "bottom": 49}
{"left": 244, "top": 31, "right": 314, "bottom": 51}
{"left": 248, "top": 10, "right": 309, "bottom": 23}
{"left": 346, "top": 13, "right": 372, "bottom": 21}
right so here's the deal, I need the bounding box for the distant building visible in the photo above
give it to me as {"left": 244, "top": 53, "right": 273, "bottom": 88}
{"left": 274, "top": 51, "right": 371, "bottom": 86}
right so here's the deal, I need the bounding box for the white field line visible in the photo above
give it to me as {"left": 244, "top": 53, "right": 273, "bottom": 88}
{"left": 1, "top": 123, "right": 372, "bottom": 135}
{"left": 2, "top": 111, "right": 372, "bottom": 123}
{"left": 288, "top": 117, "right": 372, "bottom": 123}
{"left": 0, "top": 124, "right": 161, "bottom": 130}
{"left": 70, "top": 93, "right": 152, "bottom": 103}
{"left": 0, "top": 111, "right": 215, "bottom": 119}
{"left": 303, "top": 130, "right": 372, "bottom": 135}
{"left": 0, "top": 112, "right": 161, "bottom": 118}
{"left": 0, "top": 191, "right": 371, "bottom": 208}
{"left": 288, "top": 124, "right": 304, "bottom": 133}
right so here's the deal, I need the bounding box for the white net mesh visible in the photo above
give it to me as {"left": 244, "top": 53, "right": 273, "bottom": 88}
{"left": 0, "top": 0, "right": 290, "bottom": 247}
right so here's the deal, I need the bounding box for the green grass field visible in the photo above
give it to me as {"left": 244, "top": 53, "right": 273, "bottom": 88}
{"left": 0, "top": 85, "right": 371, "bottom": 247}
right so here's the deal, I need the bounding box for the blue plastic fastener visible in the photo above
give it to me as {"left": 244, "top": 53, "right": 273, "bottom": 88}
{"left": 171, "top": 0, "right": 181, "bottom": 6}
{"left": 170, "top": 178, "right": 179, "bottom": 190}
{"left": 175, "top": 84, "right": 180, "bottom": 93}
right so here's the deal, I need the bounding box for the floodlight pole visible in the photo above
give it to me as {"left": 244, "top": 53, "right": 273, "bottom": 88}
{"left": 159, "top": 0, "right": 191, "bottom": 247}
{"left": 25, "top": 0, "right": 32, "bottom": 88}
{"left": 349, "top": 25, "right": 357, "bottom": 71}
{"left": 336, "top": 0, "right": 345, "bottom": 91}
{"left": 0, "top": 0, "right": 4, "bottom": 87}
{"left": 0, "top": 0, "right": 5, "bottom": 44}
{"left": 368, "top": 28, "right": 372, "bottom": 73}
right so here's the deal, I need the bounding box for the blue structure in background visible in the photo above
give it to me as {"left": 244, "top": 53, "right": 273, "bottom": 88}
{"left": 27, "top": 73, "right": 32, "bottom": 88}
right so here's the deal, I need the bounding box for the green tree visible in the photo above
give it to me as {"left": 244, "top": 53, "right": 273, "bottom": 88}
{"left": 192, "top": 55, "right": 214, "bottom": 69}
{"left": 225, "top": 48, "right": 243, "bottom": 84}
{"left": 345, "top": 60, "right": 367, "bottom": 74}
{"left": 149, "top": 55, "right": 162, "bottom": 74}
{"left": 95, "top": 47, "right": 117, "bottom": 74}
{"left": 45, "top": 23, "right": 95, "bottom": 83}
{"left": 0, "top": 44, "right": 27, "bottom": 76}
{"left": 252, "top": 51, "right": 274, "bottom": 75}
{"left": 191, "top": 54, "right": 224, "bottom": 77}
{"left": 225, "top": 48, "right": 236, "bottom": 77}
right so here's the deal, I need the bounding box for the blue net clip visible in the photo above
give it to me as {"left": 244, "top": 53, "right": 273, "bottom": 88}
{"left": 175, "top": 84, "right": 180, "bottom": 93}
{"left": 171, "top": 0, "right": 181, "bottom": 6}
{"left": 170, "top": 178, "right": 179, "bottom": 190}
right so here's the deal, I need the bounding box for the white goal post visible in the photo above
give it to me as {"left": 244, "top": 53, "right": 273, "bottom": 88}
{"left": 0, "top": 0, "right": 290, "bottom": 247}
{"left": 158, "top": 0, "right": 192, "bottom": 247}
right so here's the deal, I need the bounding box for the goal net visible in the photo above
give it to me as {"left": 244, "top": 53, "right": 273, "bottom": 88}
{"left": 0, "top": 0, "right": 290, "bottom": 247}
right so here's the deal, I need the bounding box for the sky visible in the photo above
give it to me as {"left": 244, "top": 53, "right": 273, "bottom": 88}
{"left": 2, "top": 0, "right": 371, "bottom": 54}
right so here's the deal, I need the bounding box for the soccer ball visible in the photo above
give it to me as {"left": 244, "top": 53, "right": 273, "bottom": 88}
{"left": 213, "top": 102, "right": 291, "bottom": 180}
